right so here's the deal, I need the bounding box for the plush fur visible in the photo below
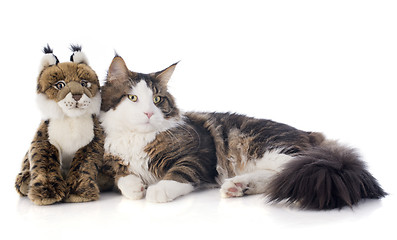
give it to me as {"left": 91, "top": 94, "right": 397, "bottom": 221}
{"left": 100, "top": 56, "right": 386, "bottom": 209}
{"left": 15, "top": 45, "right": 111, "bottom": 205}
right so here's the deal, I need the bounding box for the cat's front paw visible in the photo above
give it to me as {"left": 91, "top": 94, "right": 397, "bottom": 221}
{"left": 220, "top": 179, "right": 247, "bottom": 198}
{"left": 117, "top": 175, "right": 146, "bottom": 200}
{"left": 146, "top": 180, "right": 194, "bottom": 203}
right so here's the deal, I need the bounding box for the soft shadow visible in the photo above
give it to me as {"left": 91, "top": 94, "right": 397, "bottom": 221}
{"left": 261, "top": 196, "right": 386, "bottom": 227}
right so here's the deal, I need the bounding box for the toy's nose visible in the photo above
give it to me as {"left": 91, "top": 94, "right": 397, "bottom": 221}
{"left": 72, "top": 94, "right": 82, "bottom": 101}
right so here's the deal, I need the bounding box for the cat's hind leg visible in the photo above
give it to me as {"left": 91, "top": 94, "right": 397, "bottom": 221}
{"left": 220, "top": 170, "right": 276, "bottom": 198}
{"left": 220, "top": 149, "right": 294, "bottom": 198}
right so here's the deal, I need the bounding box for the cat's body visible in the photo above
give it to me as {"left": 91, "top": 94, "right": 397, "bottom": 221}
{"left": 101, "top": 56, "right": 386, "bottom": 209}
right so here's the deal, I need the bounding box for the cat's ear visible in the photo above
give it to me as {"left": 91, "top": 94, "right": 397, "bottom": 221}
{"left": 39, "top": 44, "right": 59, "bottom": 72}
{"left": 69, "top": 44, "right": 89, "bottom": 65}
{"left": 106, "top": 55, "right": 130, "bottom": 83}
{"left": 152, "top": 62, "right": 179, "bottom": 85}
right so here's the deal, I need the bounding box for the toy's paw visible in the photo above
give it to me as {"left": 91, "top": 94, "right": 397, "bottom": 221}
{"left": 117, "top": 175, "right": 146, "bottom": 200}
{"left": 220, "top": 178, "right": 247, "bottom": 198}
{"left": 15, "top": 171, "right": 30, "bottom": 196}
{"left": 65, "top": 178, "right": 100, "bottom": 203}
{"left": 28, "top": 175, "right": 67, "bottom": 205}
{"left": 146, "top": 180, "right": 194, "bottom": 203}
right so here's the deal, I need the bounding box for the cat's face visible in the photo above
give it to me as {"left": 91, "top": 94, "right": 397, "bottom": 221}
{"left": 36, "top": 48, "right": 101, "bottom": 119}
{"left": 101, "top": 57, "right": 180, "bottom": 134}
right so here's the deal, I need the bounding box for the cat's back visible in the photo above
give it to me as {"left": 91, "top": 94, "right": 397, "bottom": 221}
{"left": 186, "top": 111, "right": 299, "bottom": 134}
{"left": 186, "top": 111, "right": 324, "bottom": 156}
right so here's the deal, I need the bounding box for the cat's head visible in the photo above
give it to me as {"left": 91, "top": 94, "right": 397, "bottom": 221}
{"left": 36, "top": 45, "right": 101, "bottom": 119}
{"left": 100, "top": 56, "right": 180, "bottom": 134}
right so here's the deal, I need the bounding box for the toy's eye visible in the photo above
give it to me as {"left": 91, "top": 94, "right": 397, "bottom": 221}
{"left": 81, "top": 80, "right": 91, "bottom": 88}
{"left": 153, "top": 96, "right": 161, "bottom": 104}
{"left": 54, "top": 81, "right": 66, "bottom": 90}
{"left": 128, "top": 95, "right": 138, "bottom": 102}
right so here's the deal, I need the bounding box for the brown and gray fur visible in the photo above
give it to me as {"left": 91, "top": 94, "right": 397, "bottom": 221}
{"left": 101, "top": 56, "right": 386, "bottom": 209}
{"left": 15, "top": 45, "right": 111, "bottom": 205}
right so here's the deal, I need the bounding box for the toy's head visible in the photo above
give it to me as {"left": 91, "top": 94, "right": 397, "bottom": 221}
{"left": 36, "top": 45, "right": 101, "bottom": 119}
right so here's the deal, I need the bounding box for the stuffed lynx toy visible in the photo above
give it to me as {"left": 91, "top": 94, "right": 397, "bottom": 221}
{"left": 15, "top": 45, "right": 108, "bottom": 205}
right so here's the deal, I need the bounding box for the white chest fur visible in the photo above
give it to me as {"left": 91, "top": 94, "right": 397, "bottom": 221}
{"left": 104, "top": 131, "right": 158, "bottom": 185}
{"left": 48, "top": 115, "right": 94, "bottom": 174}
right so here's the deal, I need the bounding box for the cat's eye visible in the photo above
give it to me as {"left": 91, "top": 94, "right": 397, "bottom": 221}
{"left": 153, "top": 96, "right": 161, "bottom": 104}
{"left": 81, "top": 80, "right": 91, "bottom": 88}
{"left": 54, "top": 81, "right": 66, "bottom": 90}
{"left": 128, "top": 95, "right": 138, "bottom": 102}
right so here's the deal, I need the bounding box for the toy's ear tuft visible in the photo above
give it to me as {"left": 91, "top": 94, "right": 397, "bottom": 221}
{"left": 43, "top": 44, "right": 55, "bottom": 54}
{"left": 70, "top": 44, "right": 82, "bottom": 52}
{"left": 70, "top": 44, "right": 89, "bottom": 65}
{"left": 39, "top": 44, "right": 59, "bottom": 72}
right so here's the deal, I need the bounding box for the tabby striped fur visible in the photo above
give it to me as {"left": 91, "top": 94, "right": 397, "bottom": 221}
{"left": 101, "top": 56, "right": 386, "bottom": 209}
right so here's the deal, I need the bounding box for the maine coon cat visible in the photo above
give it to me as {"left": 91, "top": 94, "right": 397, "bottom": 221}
{"left": 100, "top": 56, "right": 386, "bottom": 209}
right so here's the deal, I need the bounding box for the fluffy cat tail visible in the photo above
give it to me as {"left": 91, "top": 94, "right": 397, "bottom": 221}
{"left": 265, "top": 141, "right": 387, "bottom": 210}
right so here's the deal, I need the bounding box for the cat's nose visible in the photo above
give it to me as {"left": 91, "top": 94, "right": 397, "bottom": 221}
{"left": 72, "top": 94, "right": 82, "bottom": 101}
{"left": 144, "top": 112, "right": 154, "bottom": 119}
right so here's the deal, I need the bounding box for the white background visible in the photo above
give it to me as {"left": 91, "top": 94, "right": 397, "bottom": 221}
{"left": 1, "top": 0, "right": 396, "bottom": 239}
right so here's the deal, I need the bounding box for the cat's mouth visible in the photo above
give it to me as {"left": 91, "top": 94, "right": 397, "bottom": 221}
{"left": 142, "top": 121, "right": 154, "bottom": 129}
{"left": 136, "top": 120, "right": 158, "bottom": 133}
